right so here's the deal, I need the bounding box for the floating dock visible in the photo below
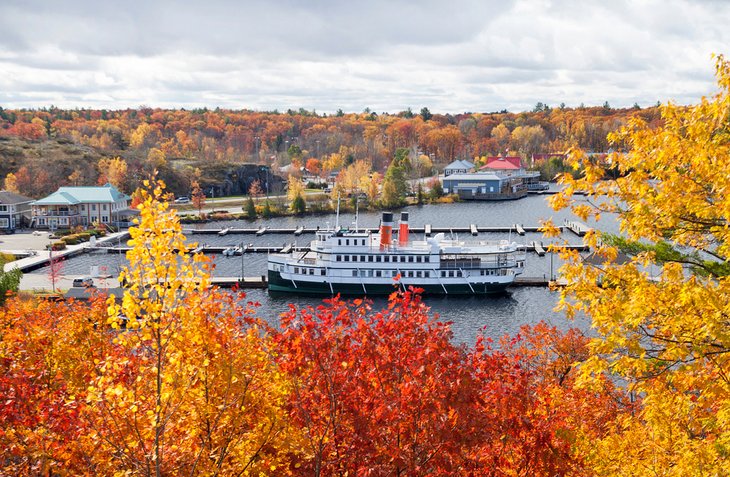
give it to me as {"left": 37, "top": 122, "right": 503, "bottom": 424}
{"left": 564, "top": 220, "right": 592, "bottom": 236}
{"left": 185, "top": 225, "right": 550, "bottom": 235}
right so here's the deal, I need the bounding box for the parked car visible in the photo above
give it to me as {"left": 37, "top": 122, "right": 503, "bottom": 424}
{"left": 174, "top": 196, "right": 191, "bottom": 204}
{"left": 72, "top": 277, "right": 95, "bottom": 288}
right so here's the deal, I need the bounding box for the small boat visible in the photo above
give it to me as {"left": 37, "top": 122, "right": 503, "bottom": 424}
{"left": 222, "top": 245, "right": 239, "bottom": 257}
{"left": 218, "top": 228, "right": 230, "bottom": 236}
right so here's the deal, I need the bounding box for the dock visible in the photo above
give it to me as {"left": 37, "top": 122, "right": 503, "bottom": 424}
{"left": 564, "top": 220, "right": 592, "bottom": 237}
{"left": 532, "top": 241, "right": 546, "bottom": 256}
{"left": 515, "top": 224, "right": 525, "bottom": 236}
{"left": 185, "top": 225, "right": 551, "bottom": 235}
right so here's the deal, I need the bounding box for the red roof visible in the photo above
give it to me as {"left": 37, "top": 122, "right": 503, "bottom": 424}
{"left": 480, "top": 156, "right": 522, "bottom": 170}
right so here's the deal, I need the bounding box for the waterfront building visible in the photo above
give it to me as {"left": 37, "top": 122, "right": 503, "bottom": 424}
{"left": 0, "top": 190, "right": 33, "bottom": 231}
{"left": 443, "top": 159, "right": 475, "bottom": 176}
{"left": 31, "top": 183, "right": 131, "bottom": 229}
{"left": 442, "top": 172, "right": 527, "bottom": 200}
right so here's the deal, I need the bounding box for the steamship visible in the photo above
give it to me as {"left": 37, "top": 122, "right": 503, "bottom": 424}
{"left": 267, "top": 212, "right": 526, "bottom": 296}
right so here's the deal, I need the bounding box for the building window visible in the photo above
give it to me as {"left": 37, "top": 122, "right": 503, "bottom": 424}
{"left": 91, "top": 204, "right": 96, "bottom": 211}
{"left": 103, "top": 204, "right": 108, "bottom": 211}
{"left": 0, "top": 218, "right": 8, "bottom": 228}
{"left": 0, "top": 205, "right": 7, "bottom": 212}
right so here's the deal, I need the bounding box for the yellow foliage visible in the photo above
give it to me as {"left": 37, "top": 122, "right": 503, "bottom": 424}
{"left": 550, "top": 55, "right": 730, "bottom": 475}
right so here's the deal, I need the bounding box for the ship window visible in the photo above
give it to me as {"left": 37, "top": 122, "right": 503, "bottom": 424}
{"left": 353, "top": 255, "right": 358, "bottom": 262}
{"left": 344, "top": 256, "right": 349, "bottom": 262}
{"left": 336, "top": 255, "right": 341, "bottom": 261}
{"left": 294, "top": 267, "right": 299, "bottom": 274}
{"left": 346, "top": 239, "right": 350, "bottom": 245}
{"left": 392, "top": 271, "right": 398, "bottom": 277}
{"left": 384, "top": 256, "right": 389, "bottom": 262}
{"left": 376, "top": 271, "right": 382, "bottom": 277}
{"left": 441, "top": 271, "right": 446, "bottom": 277}
{"left": 352, "top": 270, "right": 358, "bottom": 277}
{"left": 368, "top": 256, "right": 373, "bottom": 262}
{"left": 449, "top": 271, "right": 454, "bottom": 277}
{"left": 424, "top": 271, "right": 429, "bottom": 277}
{"left": 408, "top": 256, "right": 414, "bottom": 263}
{"left": 309, "top": 269, "right": 314, "bottom": 275}
{"left": 321, "top": 269, "right": 326, "bottom": 275}
{"left": 415, "top": 257, "right": 421, "bottom": 263}
{"left": 376, "top": 256, "right": 382, "bottom": 262}
{"left": 338, "top": 240, "right": 341, "bottom": 245}
{"left": 416, "top": 271, "right": 422, "bottom": 278}
{"left": 361, "top": 256, "right": 365, "bottom": 262}
{"left": 457, "top": 271, "right": 462, "bottom": 277}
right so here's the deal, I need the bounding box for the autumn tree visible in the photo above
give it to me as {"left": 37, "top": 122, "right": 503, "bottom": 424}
{"left": 97, "top": 156, "right": 128, "bottom": 189}
{"left": 3, "top": 173, "right": 18, "bottom": 193}
{"left": 85, "top": 181, "right": 301, "bottom": 475}
{"left": 191, "top": 179, "right": 206, "bottom": 216}
{"left": 0, "top": 254, "right": 22, "bottom": 305}
{"left": 547, "top": 55, "right": 730, "bottom": 476}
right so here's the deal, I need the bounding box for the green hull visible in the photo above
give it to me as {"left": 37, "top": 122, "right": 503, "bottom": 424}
{"left": 267, "top": 271, "right": 510, "bottom": 296}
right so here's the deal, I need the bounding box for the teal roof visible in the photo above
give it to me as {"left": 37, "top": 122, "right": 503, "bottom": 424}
{"left": 33, "top": 183, "right": 130, "bottom": 206}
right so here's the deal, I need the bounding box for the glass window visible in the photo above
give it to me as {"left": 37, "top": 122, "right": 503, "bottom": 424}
{"left": 346, "top": 239, "right": 350, "bottom": 246}
{"left": 336, "top": 255, "right": 341, "bottom": 261}
{"left": 344, "top": 256, "right": 349, "bottom": 262}
{"left": 408, "top": 256, "right": 414, "bottom": 263}
{"left": 368, "top": 256, "right": 373, "bottom": 262}
{"left": 384, "top": 256, "right": 389, "bottom": 262}
{"left": 320, "top": 269, "right": 326, "bottom": 275}
{"left": 376, "top": 256, "right": 382, "bottom": 262}
{"left": 352, "top": 270, "right": 358, "bottom": 277}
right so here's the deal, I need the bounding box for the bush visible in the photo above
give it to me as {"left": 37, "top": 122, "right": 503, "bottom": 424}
{"left": 49, "top": 241, "right": 66, "bottom": 251}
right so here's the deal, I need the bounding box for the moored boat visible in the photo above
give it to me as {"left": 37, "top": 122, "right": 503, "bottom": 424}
{"left": 267, "top": 212, "right": 526, "bottom": 296}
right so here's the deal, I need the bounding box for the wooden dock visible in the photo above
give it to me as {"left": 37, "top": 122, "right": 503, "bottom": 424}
{"left": 564, "top": 220, "right": 592, "bottom": 236}
{"left": 532, "top": 241, "right": 546, "bottom": 256}
{"left": 186, "top": 225, "right": 550, "bottom": 235}
{"left": 515, "top": 224, "right": 525, "bottom": 236}
{"left": 470, "top": 224, "right": 478, "bottom": 236}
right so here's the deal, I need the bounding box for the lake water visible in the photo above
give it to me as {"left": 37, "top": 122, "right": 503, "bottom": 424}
{"left": 38, "top": 194, "right": 611, "bottom": 343}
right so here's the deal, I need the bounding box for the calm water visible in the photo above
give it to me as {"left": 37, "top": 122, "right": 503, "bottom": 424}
{"left": 39, "top": 195, "right": 611, "bottom": 343}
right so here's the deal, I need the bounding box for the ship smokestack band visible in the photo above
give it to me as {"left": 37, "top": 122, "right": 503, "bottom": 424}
{"left": 380, "top": 212, "right": 393, "bottom": 250}
{"left": 398, "top": 212, "right": 409, "bottom": 246}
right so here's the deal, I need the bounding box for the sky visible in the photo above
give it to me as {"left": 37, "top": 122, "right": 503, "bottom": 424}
{"left": 0, "top": 0, "right": 728, "bottom": 114}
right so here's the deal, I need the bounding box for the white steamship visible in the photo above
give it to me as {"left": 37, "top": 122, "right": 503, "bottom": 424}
{"left": 267, "top": 212, "right": 526, "bottom": 295}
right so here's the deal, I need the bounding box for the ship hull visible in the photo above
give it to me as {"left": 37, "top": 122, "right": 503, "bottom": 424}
{"left": 267, "top": 270, "right": 511, "bottom": 296}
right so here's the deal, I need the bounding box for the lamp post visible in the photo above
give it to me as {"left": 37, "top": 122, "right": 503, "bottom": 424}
{"left": 240, "top": 241, "right": 245, "bottom": 283}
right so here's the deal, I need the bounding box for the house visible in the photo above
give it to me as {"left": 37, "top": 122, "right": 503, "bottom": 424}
{"left": 441, "top": 172, "right": 527, "bottom": 200}
{"left": 443, "top": 159, "right": 475, "bottom": 176}
{"left": 0, "top": 190, "right": 34, "bottom": 231}
{"left": 31, "top": 183, "right": 131, "bottom": 229}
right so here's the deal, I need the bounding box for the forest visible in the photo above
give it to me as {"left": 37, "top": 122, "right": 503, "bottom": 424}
{"left": 0, "top": 102, "right": 661, "bottom": 199}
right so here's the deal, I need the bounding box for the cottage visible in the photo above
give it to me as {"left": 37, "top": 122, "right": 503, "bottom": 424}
{"left": 443, "top": 159, "right": 475, "bottom": 176}
{"left": 0, "top": 190, "right": 33, "bottom": 231}
{"left": 31, "top": 183, "right": 131, "bottom": 229}
{"left": 480, "top": 156, "right": 548, "bottom": 191}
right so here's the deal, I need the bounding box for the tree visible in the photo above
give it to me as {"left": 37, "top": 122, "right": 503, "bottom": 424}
{"left": 275, "top": 290, "right": 478, "bottom": 475}
{"left": 191, "top": 180, "right": 206, "bottom": 216}
{"left": 291, "top": 193, "right": 306, "bottom": 215}
{"left": 47, "top": 248, "right": 64, "bottom": 294}
{"left": 85, "top": 181, "right": 300, "bottom": 475}
{"left": 420, "top": 107, "right": 433, "bottom": 121}
{"left": 0, "top": 254, "right": 22, "bottom": 305}
{"left": 306, "top": 158, "right": 322, "bottom": 176}
{"left": 546, "top": 55, "right": 730, "bottom": 475}
{"left": 428, "top": 177, "right": 444, "bottom": 200}
{"left": 245, "top": 196, "right": 257, "bottom": 219}
{"left": 97, "top": 157, "right": 128, "bottom": 189}
{"left": 3, "top": 173, "right": 18, "bottom": 193}
{"left": 248, "top": 179, "right": 263, "bottom": 198}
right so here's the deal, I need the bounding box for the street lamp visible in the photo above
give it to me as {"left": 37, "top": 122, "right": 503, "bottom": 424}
{"left": 240, "top": 241, "right": 245, "bottom": 283}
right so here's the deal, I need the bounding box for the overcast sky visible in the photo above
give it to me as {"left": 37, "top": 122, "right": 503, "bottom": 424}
{"left": 0, "top": 0, "right": 728, "bottom": 113}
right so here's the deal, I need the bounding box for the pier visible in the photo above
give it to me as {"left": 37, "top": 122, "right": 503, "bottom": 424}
{"left": 185, "top": 225, "right": 551, "bottom": 235}
{"left": 564, "top": 220, "right": 592, "bottom": 236}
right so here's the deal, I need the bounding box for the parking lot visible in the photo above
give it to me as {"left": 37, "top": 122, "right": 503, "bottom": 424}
{"left": 0, "top": 230, "right": 55, "bottom": 252}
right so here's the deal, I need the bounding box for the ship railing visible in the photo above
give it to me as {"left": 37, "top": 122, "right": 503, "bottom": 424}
{"left": 439, "top": 259, "right": 520, "bottom": 269}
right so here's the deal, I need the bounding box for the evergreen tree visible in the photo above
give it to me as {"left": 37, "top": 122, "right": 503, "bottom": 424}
{"left": 245, "top": 196, "right": 256, "bottom": 219}
{"left": 291, "top": 193, "right": 306, "bottom": 215}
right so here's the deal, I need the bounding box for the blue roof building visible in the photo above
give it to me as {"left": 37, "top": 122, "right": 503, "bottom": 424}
{"left": 31, "top": 183, "right": 131, "bottom": 229}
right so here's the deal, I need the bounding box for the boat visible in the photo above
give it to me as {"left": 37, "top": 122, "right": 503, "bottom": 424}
{"left": 218, "top": 227, "right": 230, "bottom": 236}
{"left": 222, "top": 245, "right": 240, "bottom": 257}
{"left": 267, "top": 212, "right": 526, "bottom": 296}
